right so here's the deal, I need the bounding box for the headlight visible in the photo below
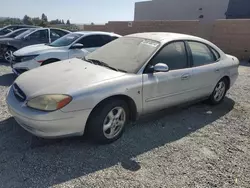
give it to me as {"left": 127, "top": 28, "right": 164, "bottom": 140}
{"left": 21, "top": 55, "right": 38, "bottom": 62}
{"left": 27, "top": 94, "right": 72, "bottom": 111}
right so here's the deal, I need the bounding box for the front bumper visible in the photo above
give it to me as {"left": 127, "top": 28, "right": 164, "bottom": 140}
{"left": 11, "top": 59, "right": 40, "bottom": 75}
{"left": 6, "top": 86, "right": 92, "bottom": 138}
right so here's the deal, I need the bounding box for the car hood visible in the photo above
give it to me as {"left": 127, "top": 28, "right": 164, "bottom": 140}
{"left": 0, "top": 35, "right": 11, "bottom": 39}
{"left": 0, "top": 37, "right": 14, "bottom": 44}
{"left": 14, "top": 44, "right": 62, "bottom": 56}
{"left": 15, "top": 58, "right": 126, "bottom": 98}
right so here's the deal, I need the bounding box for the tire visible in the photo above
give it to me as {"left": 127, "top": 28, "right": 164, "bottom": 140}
{"left": 4, "top": 47, "right": 16, "bottom": 63}
{"left": 41, "top": 59, "right": 59, "bottom": 66}
{"left": 87, "top": 99, "right": 129, "bottom": 144}
{"left": 209, "top": 78, "right": 228, "bottom": 105}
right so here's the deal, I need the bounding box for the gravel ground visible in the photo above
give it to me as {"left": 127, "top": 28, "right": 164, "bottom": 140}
{"left": 0, "top": 62, "right": 249, "bottom": 188}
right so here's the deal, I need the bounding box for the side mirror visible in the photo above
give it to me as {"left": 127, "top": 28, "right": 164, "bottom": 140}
{"left": 70, "top": 43, "right": 84, "bottom": 49}
{"left": 154, "top": 63, "right": 169, "bottom": 72}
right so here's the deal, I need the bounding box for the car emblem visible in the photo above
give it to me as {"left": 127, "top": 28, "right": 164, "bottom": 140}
{"left": 13, "top": 85, "right": 25, "bottom": 100}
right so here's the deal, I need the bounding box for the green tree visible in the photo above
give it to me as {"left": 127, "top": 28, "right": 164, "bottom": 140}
{"left": 22, "top": 15, "right": 33, "bottom": 25}
{"left": 66, "top": 19, "right": 70, "bottom": 25}
{"left": 41, "top": 13, "right": 48, "bottom": 22}
{"left": 32, "top": 17, "right": 41, "bottom": 25}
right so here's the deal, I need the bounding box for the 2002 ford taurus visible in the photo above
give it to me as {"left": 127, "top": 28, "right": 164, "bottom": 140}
{"left": 6, "top": 32, "right": 239, "bottom": 143}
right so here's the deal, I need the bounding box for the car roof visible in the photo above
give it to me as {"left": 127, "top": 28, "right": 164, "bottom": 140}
{"left": 126, "top": 32, "right": 207, "bottom": 44}
{"left": 126, "top": 32, "right": 225, "bottom": 55}
{"left": 74, "top": 31, "right": 121, "bottom": 36}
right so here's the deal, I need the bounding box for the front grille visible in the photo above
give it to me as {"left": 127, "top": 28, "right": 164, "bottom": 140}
{"left": 13, "top": 83, "right": 26, "bottom": 102}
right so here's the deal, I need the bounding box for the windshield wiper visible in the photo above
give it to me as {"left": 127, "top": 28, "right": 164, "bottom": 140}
{"left": 84, "top": 58, "right": 127, "bottom": 73}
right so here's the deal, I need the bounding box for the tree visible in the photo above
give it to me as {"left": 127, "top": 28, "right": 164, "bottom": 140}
{"left": 39, "top": 20, "right": 47, "bottom": 27}
{"left": 91, "top": 22, "right": 94, "bottom": 25}
{"left": 66, "top": 19, "right": 70, "bottom": 25}
{"left": 22, "top": 15, "right": 33, "bottom": 25}
{"left": 32, "top": 17, "right": 41, "bottom": 25}
{"left": 62, "top": 19, "right": 65, "bottom": 24}
{"left": 41, "top": 13, "right": 48, "bottom": 22}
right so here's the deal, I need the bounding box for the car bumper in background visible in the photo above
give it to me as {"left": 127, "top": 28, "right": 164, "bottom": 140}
{"left": 11, "top": 59, "right": 40, "bottom": 75}
{"left": 6, "top": 86, "right": 92, "bottom": 138}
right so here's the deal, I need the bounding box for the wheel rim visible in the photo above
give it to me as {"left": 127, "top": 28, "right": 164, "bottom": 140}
{"left": 213, "top": 81, "right": 226, "bottom": 102}
{"left": 4, "top": 50, "right": 13, "bottom": 62}
{"left": 103, "top": 107, "right": 126, "bottom": 139}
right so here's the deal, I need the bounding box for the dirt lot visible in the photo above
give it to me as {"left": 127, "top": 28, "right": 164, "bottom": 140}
{"left": 0, "top": 62, "right": 249, "bottom": 188}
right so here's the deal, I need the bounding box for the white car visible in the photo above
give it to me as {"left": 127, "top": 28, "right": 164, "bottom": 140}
{"left": 7, "top": 32, "right": 239, "bottom": 144}
{"left": 11, "top": 31, "right": 121, "bottom": 75}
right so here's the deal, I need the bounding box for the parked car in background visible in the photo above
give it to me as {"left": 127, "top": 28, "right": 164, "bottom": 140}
{"left": 0, "top": 28, "right": 32, "bottom": 39}
{"left": 0, "top": 25, "right": 38, "bottom": 36}
{"left": 6, "top": 32, "right": 239, "bottom": 144}
{"left": 0, "top": 27, "right": 70, "bottom": 62}
{"left": 11, "top": 31, "right": 121, "bottom": 75}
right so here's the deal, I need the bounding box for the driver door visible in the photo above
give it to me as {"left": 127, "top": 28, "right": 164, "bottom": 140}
{"left": 22, "top": 29, "right": 49, "bottom": 47}
{"left": 142, "top": 41, "right": 193, "bottom": 114}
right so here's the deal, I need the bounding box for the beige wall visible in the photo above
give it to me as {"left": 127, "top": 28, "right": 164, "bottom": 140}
{"left": 83, "top": 19, "right": 250, "bottom": 60}
{"left": 134, "top": 0, "right": 230, "bottom": 22}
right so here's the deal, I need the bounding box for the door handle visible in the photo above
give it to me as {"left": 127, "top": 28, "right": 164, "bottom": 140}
{"left": 181, "top": 74, "right": 191, "bottom": 80}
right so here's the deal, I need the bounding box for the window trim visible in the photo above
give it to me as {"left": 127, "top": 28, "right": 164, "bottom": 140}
{"left": 185, "top": 40, "right": 220, "bottom": 68}
{"left": 143, "top": 40, "right": 190, "bottom": 74}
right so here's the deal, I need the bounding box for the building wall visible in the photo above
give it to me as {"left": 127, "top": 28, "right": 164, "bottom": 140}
{"left": 134, "top": 0, "right": 230, "bottom": 22}
{"left": 84, "top": 19, "right": 250, "bottom": 60}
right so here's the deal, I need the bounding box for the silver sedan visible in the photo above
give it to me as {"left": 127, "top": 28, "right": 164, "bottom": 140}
{"left": 6, "top": 32, "right": 239, "bottom": 144}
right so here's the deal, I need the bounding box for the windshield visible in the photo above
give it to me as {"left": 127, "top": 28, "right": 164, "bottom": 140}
{"left": 85, "top": 37, "right": 160, "bottom": 73}
{"left": 15, "top": 28, "right": 37, "bottom": 39}
{"left": 49, "top": 33, "right": 82, "bottom": 47}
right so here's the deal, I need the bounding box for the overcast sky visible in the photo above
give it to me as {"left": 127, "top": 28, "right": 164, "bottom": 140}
{"left": 0, "top": 0, "right": 145, "bottom": 24}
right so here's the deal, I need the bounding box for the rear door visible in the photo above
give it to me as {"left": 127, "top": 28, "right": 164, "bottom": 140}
{"left": 186, "top": 41, "right": 222, "bottom": 98}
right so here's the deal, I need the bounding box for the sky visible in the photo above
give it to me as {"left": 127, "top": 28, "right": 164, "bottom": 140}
{"left": 0, "top": 0, "right": 145, "bottom": 24}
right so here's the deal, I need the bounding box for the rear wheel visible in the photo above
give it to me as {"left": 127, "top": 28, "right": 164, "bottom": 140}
{"left": 209, "top": 78, "right": 228, "bottom": 105}
{"left": 87, "top": 99, "right": 129, "bottom": 144}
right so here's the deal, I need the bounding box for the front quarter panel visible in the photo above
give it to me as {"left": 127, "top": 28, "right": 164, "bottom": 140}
{"left": 61, "top": 74, "right": 143, "bottom": 115}
{"left": 38, "top": 50, "right": 69, "bottom": 62}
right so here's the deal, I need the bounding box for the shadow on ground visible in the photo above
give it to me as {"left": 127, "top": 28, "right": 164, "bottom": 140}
{"left": 0, "top": 73, "right": 16, "bottom": 86}
{"left": 0, "top": 97, "right": 235, "bottom": 187}
{"left": 240, "top": 61, "right": 250, "bottom": 67}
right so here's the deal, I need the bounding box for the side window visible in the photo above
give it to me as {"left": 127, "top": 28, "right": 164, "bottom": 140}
{"left": 28, "top": 29, "right": 48, "bottom": 40}
{"left": 101, "top": 35, "right": 113, "bottom": 44}
{"left": 51, "top": 29, "right": 67, "bottom": 38}
{"left": 211, "top": 48, "right": 220, "bottom": 61}
{"left": 149, "top": 41, "right": 188, "bottom": 71}
{"left": 188, "top": 41, "right": 215, "bottom": 67}
{"left": 78, "top": 35, "right": 105, "bottom": 48}
{"left": 50, "top": 30, "right": 61, "bottom": 39}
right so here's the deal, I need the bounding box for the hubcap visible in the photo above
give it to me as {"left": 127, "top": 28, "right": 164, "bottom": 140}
{"left": 103, "top": 107, "right": 126, "bottom": 139}
{"left": 214, "top": 81, "right": 226, "bottom": 102}
{"left": 4, "top": 50, "right": 13, "bottom": 62}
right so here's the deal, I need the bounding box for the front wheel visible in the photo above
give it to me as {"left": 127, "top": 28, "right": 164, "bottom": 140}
{"left": 4, "top": 47, "right": 16, "bottom": 63}
{"left": 209, "top": 78, "right": 228, "bottom": 105}
{"left": 87, "top": 99, "right": 129, "bottom": 144}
